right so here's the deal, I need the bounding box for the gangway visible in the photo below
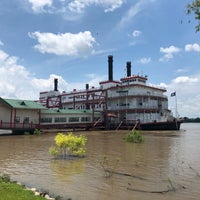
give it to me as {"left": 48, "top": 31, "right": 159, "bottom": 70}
{"left": 116, "top": 121, "right": 123, "bottom": 130}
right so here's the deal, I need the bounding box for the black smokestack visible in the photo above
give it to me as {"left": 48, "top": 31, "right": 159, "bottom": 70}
{"left": 126, "top": 61, "right": 131, "bottom": 77}
{"left": 54, "top": 78, "right": 58, "bottom": 91}
{"left": 108, "top": 55, "right": 113, "bottom": 81}
{"left": 86, "top": 83, "right": 89, "bottom": 90}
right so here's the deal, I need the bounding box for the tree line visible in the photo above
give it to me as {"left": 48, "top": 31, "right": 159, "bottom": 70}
{"left": 183, "top": 117, "right": 200, "bottom": 122}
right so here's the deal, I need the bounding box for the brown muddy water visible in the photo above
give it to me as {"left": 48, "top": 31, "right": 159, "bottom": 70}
{"left": 0, "top": 123, "right": 200, "bottom": 200}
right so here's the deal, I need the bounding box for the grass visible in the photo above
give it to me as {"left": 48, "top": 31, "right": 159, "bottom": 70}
{"left": 0, "top": 177, "right": 47, "bottom": 200}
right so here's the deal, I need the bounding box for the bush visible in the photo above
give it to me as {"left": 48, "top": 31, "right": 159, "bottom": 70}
{"left": 125, "top": 130, "right": 143, "bottom": 143}
{"left": 33, "top": 129, "right": 42, "bottom": 136}
{"left": 49, "top": 132, "right": 87, "bottom": 158}
{"left": 0, "top": 174, "right": 11, "bottom": 183}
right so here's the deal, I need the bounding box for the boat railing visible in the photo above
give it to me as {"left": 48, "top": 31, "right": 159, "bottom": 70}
{"left": 0, "top": 121, "right": 38, "bottom": 129}
{"left": 108, "top": 105, "right": 165, "bottom": 110}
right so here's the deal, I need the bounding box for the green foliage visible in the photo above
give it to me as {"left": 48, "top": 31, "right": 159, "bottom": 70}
{"left": 183, "top": 117, "right": 200, "bottom": 122}
{"left": 0, "top": 173, "right": 11, "bottom": 183}
{"left": 187, "top": 0, "right": 200, "bottom": 32}
{"left": 0, "top": 174, "right": 46, "bottom": 200}
{"left": 33, "top": 129, "right": 42, "bottom": 136}
{"left": 0, "top": 182, "right": 47, "bottom": 200}
{"left": 24, "top": 131, "right": 30, "bottom": 135}
{"left": 49, "top": 132, "right": 87, "bottom": 158}
{"left": 49, "top": 146, "right": 60, "bottom": 157}
{"left": 99, "top": 156, "right": 120, "bottom": 177}
{"left": 125, "top": 130, "right": 144, "bottom": 143}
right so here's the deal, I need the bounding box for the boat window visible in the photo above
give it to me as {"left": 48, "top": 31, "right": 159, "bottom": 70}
{"left": 15, "top": 116, "right": 20, "bottom": 123}
{"left": 40, "top": 117, "right": 52, "bottom": 123}
{"left": 23, "top": 117, "right": 29, "bottom": 124}
{"left": 69, "top": 117, "right": 79, "bottom": 122}
{"left": 81, "top": 117, "right": 91, "bottom": 122}
{"left": 54, "top": 117, "right": 66, "bottom": 122}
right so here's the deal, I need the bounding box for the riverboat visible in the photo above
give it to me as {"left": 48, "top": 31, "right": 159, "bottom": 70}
{"left": 38, "top": 55, "right": 182, "bottom": 130}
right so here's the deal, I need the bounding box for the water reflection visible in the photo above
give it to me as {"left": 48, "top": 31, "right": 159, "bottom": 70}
{"left": 50, "top": 159, "right": 85, "bottom": 183}
{"left": 0, "top": 124, "right": 200, "bottom": 200}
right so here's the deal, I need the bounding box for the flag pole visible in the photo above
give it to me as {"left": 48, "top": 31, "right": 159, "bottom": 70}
{"left": 171, "top": 91, "right": 178, "bottom": 119}
{"left": 175, "top": 91, "right": 178, "bottom": 119}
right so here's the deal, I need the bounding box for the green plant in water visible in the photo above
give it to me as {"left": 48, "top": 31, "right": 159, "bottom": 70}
{"left": 49, "top": 132, "right": 87, "bottom": 158}
{"left": 167, "top": 177, "right": 176, "bottom": 192}
{"left": 125, "top": 130, "right": 144, "bottom": 143}
{"left": 33, "top": 129, "right": 42, "bottom": 136}
{"left": 24, "top": 131, "right": 30, "bottom": 135}
{"left": 99, "top": 156, "right": 120, "bottom": 177}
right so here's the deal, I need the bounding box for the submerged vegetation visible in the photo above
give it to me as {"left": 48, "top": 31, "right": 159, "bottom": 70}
{"left": 24, "top": 129, "right": 43, "bottom": 136}
{"left": 33, "top": 128, "right": 43, "bottom": 136}
{"left": 125, "top": 130, "right": 144, "bottom": 143}
{"left": 49, "top": 132, "right": 87, "bottom": 158}
{"left": 99, "top": 156, "right": 120, "bottom": 177}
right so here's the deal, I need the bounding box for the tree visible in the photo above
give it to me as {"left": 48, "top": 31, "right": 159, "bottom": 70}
{"left": 125, "top": 130, "right": 144, "bottom": 143}
{"left": 49, "top": 132, "right": 87, "bottom": 158}
{"left": 187, "top": 0, "right": 200, "bottom": 32}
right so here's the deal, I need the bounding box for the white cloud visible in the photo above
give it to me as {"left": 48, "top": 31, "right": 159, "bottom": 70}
{"left": 159, "top": 45, "right": 181, "bottom": 62}
{"left": 137, "top": 57, "right": 151, "bottom": 64}
{"left": 0, "top": 49, "right": 68, "bottom": 99}
{"left": 132, "top": 30, "right": 142, "bottom": 37}
{"left": 167, "top": 74, "right": 200, "bottom": 118}
{"left": 28, "top": 0, "right": 53, "bottom": 13}
{"left": 29, "top": 31, "right": 96, "bottom": 57}
{"left": 185, "top": 43, "right": 200, "bottom": 52}
{"left": 117, "top": 1, "right": 143, "bottom": 29}
{"left": 0, "top": 48, "right": 104, "bottom": 100}
{"left": 172, "top": 76, "right": 198, "bottom": 84}
{"left": 68, "top": 0, "right": 123, "bottom": 13}
{"left": 0, "top": 40, "right": 3, "bottom": 46}
{"left": 175, "top": 68, "right": 189, "bottom": 74}
{"left": 0, "top": 50, "right": 8, "bottom": 63}
{"left": 117, "top": 0, "right": 156, "bottom": 29}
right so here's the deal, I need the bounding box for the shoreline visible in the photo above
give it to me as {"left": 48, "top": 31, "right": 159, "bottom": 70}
{"left": 0, "top": 173, "right": 65, "bottom": 200}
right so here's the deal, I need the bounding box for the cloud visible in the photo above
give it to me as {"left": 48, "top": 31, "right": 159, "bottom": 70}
{"left": 29, "top": 31, "right": 96, "bottom": 57}
{"left": 117, "top": 1, "right": 143, "bottom": 29}
{"left": 68, "top": 0, "right": 123, "bottom": 13}
{"left": 0, "top": 48, "right": 105, "bottom": 100}
{"left": 26, "top": 0, "right": 124, "bottom": 16}
{"left": 28, "top": 0, "right": 53, "bottom": 13}
{"left": 175, "top": 68, "right": 189, "bottom": 74}
{"left": 0, "top": 40, "right": 3, "bottom": 46}
{"left": 137, "top": 57, "right": 151, "bottom": 64}
{"left": 172, "top": 76, "right": 198, "bottom": 84}
{"left": 132, "top": 30, "right": 142, "bottom": 37}
{"left": 0, "top": 49, "right": 36, "bottom": 99}
{"left": 167, "top": 74, "right": 200, "bottom": 118}
{"left": 159, "top": 45, "right": 181, "bottom": 62}
{"left": 185, "top": 43, "right": 200, "bottom": 52}
{"left": 117, "top": 0, "right": 156, "bottom": 29}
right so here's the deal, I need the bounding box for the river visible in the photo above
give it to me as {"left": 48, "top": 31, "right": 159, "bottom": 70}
{"left": 0, "top": 123, "right": 200, "bottom": 200}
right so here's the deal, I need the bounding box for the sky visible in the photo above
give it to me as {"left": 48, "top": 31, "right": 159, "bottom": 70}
{"left": 0, "top": 0, "right": 200, "bottom": 118}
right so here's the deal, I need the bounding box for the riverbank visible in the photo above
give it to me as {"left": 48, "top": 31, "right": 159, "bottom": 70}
{"left": 0, "top": 174, "right": 58, "bottom": 200}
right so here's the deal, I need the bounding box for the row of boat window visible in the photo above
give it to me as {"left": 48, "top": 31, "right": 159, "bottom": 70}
{"left": 13, "top": 116, "right": 95, "bottom": 124}
{"left": 40, "top": 116, "right": 91, "bottom": 123}
{"left": 63, "top": 104, "right": 103, "bottom": 110}
{"left": 122, "top": 78, "right": 146, "bottom": 83}
{"left": 62, "top": 94, "right": 102, "bottom": 101}
{"left": 15, "top": 116, "right": 29, "bottom": 123}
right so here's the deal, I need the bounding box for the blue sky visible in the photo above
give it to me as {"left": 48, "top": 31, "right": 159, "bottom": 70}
{"left": 0, "top": 0, "right": 200, "bottom": 118}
